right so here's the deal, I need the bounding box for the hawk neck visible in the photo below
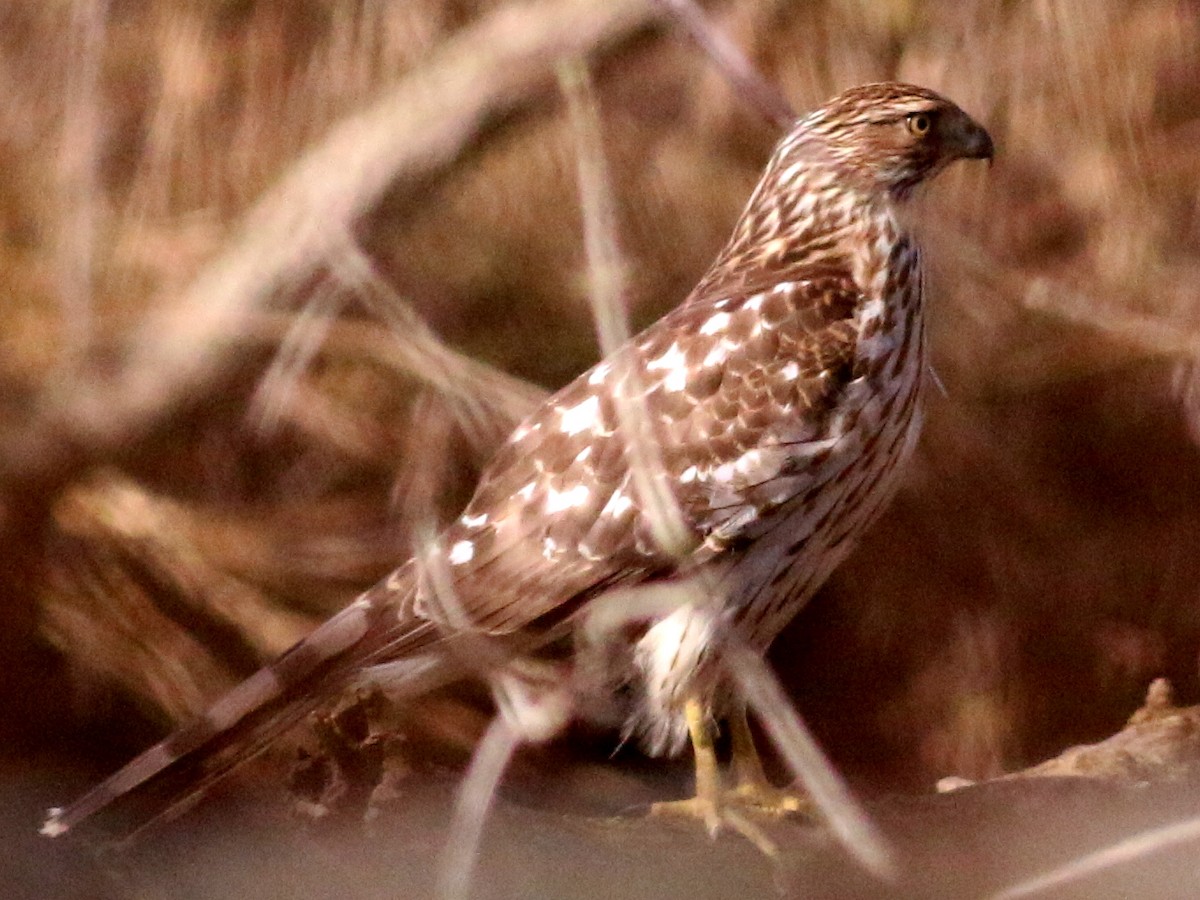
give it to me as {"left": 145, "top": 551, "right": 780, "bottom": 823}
{"left": 696, "top": 157, "right": 907, "bottom": 306}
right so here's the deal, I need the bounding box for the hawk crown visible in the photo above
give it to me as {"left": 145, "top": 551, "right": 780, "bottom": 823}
{"left": 790, "top": 82, "right": 993, "bottom": 198}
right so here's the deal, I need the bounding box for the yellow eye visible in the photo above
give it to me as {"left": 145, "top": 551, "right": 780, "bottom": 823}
{"left": 907, "top": 113, "right": 932, "bottom": 136}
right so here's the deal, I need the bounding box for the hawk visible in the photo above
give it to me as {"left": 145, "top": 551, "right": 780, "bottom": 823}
{"left": 44, "top": 82, "right": 993, "bottom": 840}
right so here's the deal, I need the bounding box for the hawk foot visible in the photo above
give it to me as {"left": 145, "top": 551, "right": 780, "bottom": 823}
{"left": 728, "top": 778, "right": 809, "bottom": 818}
{"left": 646, "top": 699, "right": 809, "bottom": 854}
{"left": 649, "top": 790, "right": 782, "bottom": 857}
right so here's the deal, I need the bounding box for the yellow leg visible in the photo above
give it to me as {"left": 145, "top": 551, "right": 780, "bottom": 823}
{"left": 649, "top": 699, "right": 721, "bottom": 834}
{"left": 687, "top": 698, "right": 722, "bottom": 824}
{"left": 649, "top": 699, "right": 777, "bottom": 854}
{"left": 728, "top": 706, "right": 807, "bottom": 816}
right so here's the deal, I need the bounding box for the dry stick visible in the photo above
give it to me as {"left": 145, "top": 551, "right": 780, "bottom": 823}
{"left": 56, "top": 0, "right": 108, "bottom": 369}
{"left": 1023, "top": 276, "right": 1200, "bottom": 359}
{"left": 559, "top": 61, "right": 744, "bottom": 844}
{"left": 5, "top": 0, "right": 660, "bottom": 493}
{"left": 652, "top": 0, "right": 795, "bottom": 128}
{"left": 421, "top": 526, "right": 572, "bottom": 900}
{"left": 326, "top": 239, "right": 535, "bottom": 456}
{"left": 723, "top": 641, "right": 898, "bottom": 881}
{"left": 249, "top": 280, "right": 346, "bottom": 436}
{"left": 436, "top": 716, "right": 521, "bottom": 900}
{"left": 433, "top": 60, "right": 679, "bottom": 900}
{"left": 559, "top": 57, "right": 693, "bottom": 558}
{"left": 561, "top": 45, "right": 893, "bottom": 881}
{"left": 933, "top": 230, "right": 1200, "bottom": 363}
{"left": 390, "top": 390, "right": 462, "bottom": 533}
{"left": 989, "top": 814, "right": 1200, "bottom": 900}
{"left": 241, "top": 312, "right": 546, "bottom": 438}
{"left": 942, "top": 233, "right": 1200, "bottom": 372}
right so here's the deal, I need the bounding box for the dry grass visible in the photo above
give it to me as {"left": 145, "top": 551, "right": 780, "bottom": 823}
{"left": 5, "top": 0, "right": 1200, "bottom": 895}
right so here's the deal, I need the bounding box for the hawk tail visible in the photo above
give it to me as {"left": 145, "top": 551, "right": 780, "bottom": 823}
{"left": 42, "top": 562, "right": 441, "bottom": 841}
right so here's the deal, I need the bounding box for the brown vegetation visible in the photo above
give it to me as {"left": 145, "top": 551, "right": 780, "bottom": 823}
{"left": 5, "top": 1, "right": 1200, "bottom": 897}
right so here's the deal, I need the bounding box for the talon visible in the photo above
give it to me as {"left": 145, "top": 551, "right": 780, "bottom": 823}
{"left": 647, "top": 699, "right": 806, "bottom": 850}
{"left": 649, "top": 792, "right": 781, "bottom": 856}
{"left": 650, "top": 796, "right": 722, "bottom": 837}
{"left": 729, "top": 780, "right": 809, "bottom": 817}
{"left": 728, "top": 705, "right": 810, "bottom": 818}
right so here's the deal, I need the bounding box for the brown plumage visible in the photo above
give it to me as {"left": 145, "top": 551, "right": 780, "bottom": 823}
{"left": 43, "top": 82, "right": 992, "bottom": 838}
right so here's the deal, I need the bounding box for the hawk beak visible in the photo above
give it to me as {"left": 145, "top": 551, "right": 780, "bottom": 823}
{"left": 949, "top": 114, "right": 994, "bottom": 165}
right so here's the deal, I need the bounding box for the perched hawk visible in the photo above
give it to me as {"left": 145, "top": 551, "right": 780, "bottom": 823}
{"left": 44, "top": 82, "right": 992, "bottom": 838}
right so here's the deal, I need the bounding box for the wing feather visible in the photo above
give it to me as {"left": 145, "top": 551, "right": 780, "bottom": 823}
{"left": 433, "top": 267, "right": 863, "bottom": 635}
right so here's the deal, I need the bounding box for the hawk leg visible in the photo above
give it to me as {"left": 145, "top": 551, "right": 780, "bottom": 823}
{"left": 728, "top": 704, "right": 808, "bottom": 817}
{"left": 648, "top": 698, "right": 781, "bottom": 856}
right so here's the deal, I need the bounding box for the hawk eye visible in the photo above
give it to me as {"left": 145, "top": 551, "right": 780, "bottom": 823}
{"left": 906, "top": 112, "right": 932, "bottom": 136}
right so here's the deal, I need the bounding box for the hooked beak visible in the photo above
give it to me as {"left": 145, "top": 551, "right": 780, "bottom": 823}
{"left": 945, "top": 111, "right": 995, "bottom": 164}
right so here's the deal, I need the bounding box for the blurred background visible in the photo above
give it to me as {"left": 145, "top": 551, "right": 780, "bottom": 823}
{"left": 3, "top": 0, "right": 1200, "bottom": 896}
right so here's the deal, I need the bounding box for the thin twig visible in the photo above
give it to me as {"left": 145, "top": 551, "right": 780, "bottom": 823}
{"left": 436, "top": 715, "right": 520, "bottom": 900}
{"left": 56, "top": 0, "right": 109, "bottom": 369}
{"left": 327, "top": 238, "right": 537, "bottom": 455}
{"left": 653, "top": 0, "right": 794, "bottom": 128}
{"left": 990, "top": 813, "right": 1200, "bottom": 900}
{"left": 723, "top": 640, "right": 898, "bottom": 881}
{"left": 240, "top": 308, "right": 546, "bottom": 444}
{"left": 3, "top": 0, "right": 659, "bottom": 495}
{"left": 559, "top": 56, "right": 693, "bottom": 558}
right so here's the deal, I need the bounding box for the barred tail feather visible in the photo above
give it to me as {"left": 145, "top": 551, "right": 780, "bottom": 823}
{"left": 41, "top": 667, "right": 321, "bottom": 841}
{"left": 42, "top": 563, "right": 439, "bottom": 840}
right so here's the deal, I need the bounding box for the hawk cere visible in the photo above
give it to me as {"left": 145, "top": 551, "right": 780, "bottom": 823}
{"left": 44, "top": 83, "right": 993, "bottom": 840}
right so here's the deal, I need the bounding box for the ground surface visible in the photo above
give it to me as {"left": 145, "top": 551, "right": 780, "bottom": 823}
{"left": 4, "top": 1, "right": 1200, "bottom": 897}
{"left": 14, "top": 752, "right": 1200, "bottom": 900}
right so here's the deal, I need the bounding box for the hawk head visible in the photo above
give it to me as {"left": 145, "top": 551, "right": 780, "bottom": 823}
{"left": 796, "top": 82, "right": 993, "bottom": 199}
{"left": 700, "top": 83, "right": 992, "bottom": 299}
